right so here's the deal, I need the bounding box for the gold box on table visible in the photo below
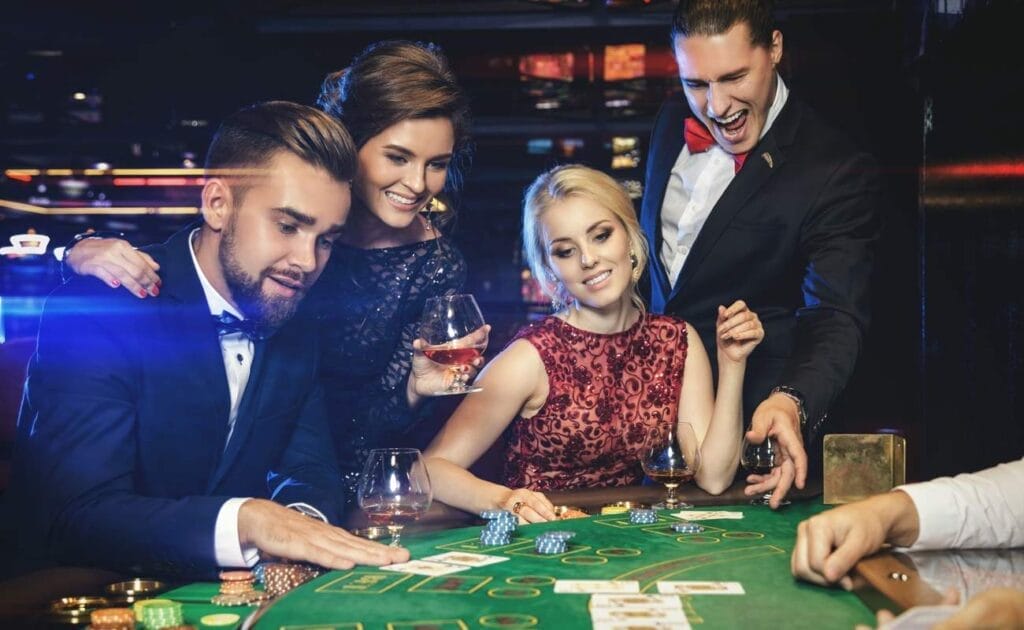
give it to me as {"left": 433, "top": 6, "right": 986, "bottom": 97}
{"left": 823, "top": 433, "right": 906, "bottom": 505}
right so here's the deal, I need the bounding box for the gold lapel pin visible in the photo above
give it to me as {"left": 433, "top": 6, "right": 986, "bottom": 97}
{"left": 762, "top": 152, "right": 774, "bottom": 168}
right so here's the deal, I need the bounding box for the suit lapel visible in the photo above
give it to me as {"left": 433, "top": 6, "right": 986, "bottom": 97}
{"left": 153, "top": 227, "right": 233, "bottom": 486}
{"left": 208, "top": 339, "right": 269, "bottom": 490}
{"left": 670, "top": 99, "right": 802, "bottom": 301}
{"left": 642, "top": 101, "right": 688, "bottom": 310}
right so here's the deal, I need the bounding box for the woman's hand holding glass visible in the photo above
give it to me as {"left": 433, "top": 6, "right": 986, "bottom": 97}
{"left": 416, "top": 294, "right": 489, "bottom": 396}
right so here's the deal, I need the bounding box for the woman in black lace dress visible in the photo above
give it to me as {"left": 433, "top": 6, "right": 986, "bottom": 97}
{"left": 64, "top": 40, "right": 478, "bottom": 502}
{"left": 310, "top": 40, "right": 475, "bottom": 494}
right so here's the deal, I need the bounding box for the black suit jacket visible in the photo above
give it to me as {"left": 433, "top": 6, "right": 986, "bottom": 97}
{"left": 6, "top": 227, "right": 344, "bottom": 578}
{"left": 641, "top": 96, "right": 881, "bottom": 435}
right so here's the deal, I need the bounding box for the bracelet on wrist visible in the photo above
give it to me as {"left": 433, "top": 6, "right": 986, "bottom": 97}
{"left": 59, "top": 230, "right": 127, "bottom": 262}
{"left": 770, "top": 385, "right": 808, "bottom": 430}
{"left": 58, "top": 230, "right": 127, "bottom": 282}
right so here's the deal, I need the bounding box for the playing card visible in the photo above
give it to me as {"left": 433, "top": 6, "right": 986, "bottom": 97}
{"left": 590, "top": 607, "right": 691, "bottom": 623}
{"left": 671, "top": 510, "right": 744, "bottom": 521}
{"left": 380, "top": 560, "right": 468, "bottom": 576}
{"left": 590, "top": 594, "right": 683, "bottom": 610}
{"left": 656, "top": 581, "right": 745, "bottom": 595}
{"left": 420, "top": 551, "right": 510, "bottom": 568}
{"left": 554, "top": 579, "right": 640, "bottom": 594}
{"left": 591, "top": 621, "right": 691, "bottom": 630}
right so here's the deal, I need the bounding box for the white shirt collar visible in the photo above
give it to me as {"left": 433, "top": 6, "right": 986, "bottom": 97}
{"left": 188, "top": 227, "right": 244, "bottom": 320}
{"left": 760, "top": 74, "right": 789, "bottom": 142}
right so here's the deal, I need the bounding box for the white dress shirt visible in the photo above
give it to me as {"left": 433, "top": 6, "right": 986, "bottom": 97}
{"left": 906, "top": 549, "right": 1024, "bottom": 608}
{"left": 188, "top": 229, "right": 259, "bottom": 568}
{"left": 898, "top": 457, "right": 1024, "bottom": 551}
{"left": 659, "top": 76, "right": 790, "bottom": 285}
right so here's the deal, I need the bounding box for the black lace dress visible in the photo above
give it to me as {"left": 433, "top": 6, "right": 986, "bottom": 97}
{"left": 302, "top": 235, "right": 467, "bottom": 499}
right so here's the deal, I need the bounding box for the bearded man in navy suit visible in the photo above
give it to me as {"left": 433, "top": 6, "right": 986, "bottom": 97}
{"left": 641, "top": 0, "right": 882, "bottom": 507}
{"left": 5, "top": 101, "right": 409, "bottom": 578}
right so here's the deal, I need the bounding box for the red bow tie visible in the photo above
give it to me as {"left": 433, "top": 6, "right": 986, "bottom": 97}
{"left": 684, "top": 117, "right": 748, "bottom": 173}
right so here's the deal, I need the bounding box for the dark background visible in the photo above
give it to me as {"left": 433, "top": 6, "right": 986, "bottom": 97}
{"left": 1, "top": 0, "right": 1021, "bottom": 487}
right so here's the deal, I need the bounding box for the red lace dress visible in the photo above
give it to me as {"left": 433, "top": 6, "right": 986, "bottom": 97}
{"left": 502, "top": 313, "right": 688, "bottom": 490}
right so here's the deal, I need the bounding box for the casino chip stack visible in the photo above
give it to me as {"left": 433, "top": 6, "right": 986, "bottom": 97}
{"left": 534, "top": 530, "right": 575, "bottom": 555}
{"left": 672, "top": 522, "right": 704, "bottom": 534}
{"left": 262, "top": 562, "right": 320, "bottom": 597}
{"left": 89, "top": 607, "right": 136, "bottom": 630}
{"left": 479, "top": 509, "right": 518, "bottom": 547}
{"left": 628, "top": 507, "right": 658, "bottom": 525}
{"left": 132, "top": 599, "right": 185, "bottom": 629}
{"left": 211, "top": 570, "right": 269, "bottom": 606}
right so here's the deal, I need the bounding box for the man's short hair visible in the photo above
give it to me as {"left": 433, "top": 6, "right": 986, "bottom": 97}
{"left": 671, "top": 0, "right": 776, "bottom": 48}
{"left": 204, "top": 101, "right": 357, "bottom": 187}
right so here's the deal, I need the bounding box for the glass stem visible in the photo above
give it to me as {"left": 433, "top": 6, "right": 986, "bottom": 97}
{"left": 387, "top": 525, "right": 403, "bottom": 547}
{"left": 664, "top": 483, "right": 679, "bottom": 507}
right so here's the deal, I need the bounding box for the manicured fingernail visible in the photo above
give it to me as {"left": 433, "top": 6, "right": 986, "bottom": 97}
{"left": 111, "top": 279, "right": 120, "bottom": 288}
{"left": 138, "top": 290, "right": 148, "bottom": 298}
{"left": 150, "top": 286, "right": 160, "bottom": 297}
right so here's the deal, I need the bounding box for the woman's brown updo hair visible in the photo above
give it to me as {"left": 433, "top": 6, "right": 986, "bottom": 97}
{"left": 317, "top": 40, "right": 472, "bottom": 220}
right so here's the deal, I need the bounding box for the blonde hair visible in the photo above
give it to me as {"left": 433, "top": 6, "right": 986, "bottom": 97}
{"left": 522, "top": 164, "right": 648, "bottom": 312}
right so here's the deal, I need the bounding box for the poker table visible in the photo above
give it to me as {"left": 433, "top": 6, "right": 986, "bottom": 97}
{"left": 1, "top": 481, "right": 962, "bottom": 628}
{"left": 152, "top": 483, "right": 878, "bottom": 629}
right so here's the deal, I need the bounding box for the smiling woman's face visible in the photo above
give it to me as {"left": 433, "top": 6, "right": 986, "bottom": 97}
{"left": 352, "top": 117, "right": 455, "bottom": 229}
{"left": 540, "top": 195, "right": 633, "bottom": 311}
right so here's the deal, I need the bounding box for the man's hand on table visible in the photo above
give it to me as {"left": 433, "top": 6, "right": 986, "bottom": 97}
{"left": 791, "top": 491, "right": 920, "bottom": 590}
{"left": 238, "top": 499, "right": 409, "bottom": 569}
{"left": 745, "top": 393, "right": 808, "bottom": 508}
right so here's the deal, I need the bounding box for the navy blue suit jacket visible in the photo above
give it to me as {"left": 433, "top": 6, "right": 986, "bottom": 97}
{"left": 641, "top": 97, "right": 881, "bottom": 435}
{"left": 7, "top": 227, "right": 344, "bottom": 578}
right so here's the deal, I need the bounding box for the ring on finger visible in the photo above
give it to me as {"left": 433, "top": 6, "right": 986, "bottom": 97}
{"left": 511, "top": 501, "right": 525, "bottom": 515}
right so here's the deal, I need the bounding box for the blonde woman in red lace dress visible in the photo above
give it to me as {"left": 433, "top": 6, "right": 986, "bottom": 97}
{"left": 425, "top": 165, "right": 767, "bottom": 522}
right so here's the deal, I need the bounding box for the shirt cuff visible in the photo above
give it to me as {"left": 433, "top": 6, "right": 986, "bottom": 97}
{"left": 287, "top": 502, "right": 328, "bottom": 523}
{"left": 214, "top": 497, "right": 260, "bottom": 568}
{"left": 892, "top": 484, "right": 957, "bottom": 551}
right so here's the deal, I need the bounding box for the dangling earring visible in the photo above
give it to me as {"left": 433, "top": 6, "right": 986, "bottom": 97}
{"left": 550, "top": 284, "right": 565, "bottom": 312}
{"left": 549, "top": 278, "right": 570, "bottom": 312}
{"left": 629, "top": 249, "right": 641, "bottom": 283}
{"left": 425, "top": 197, "right": 441, "bottom": 232}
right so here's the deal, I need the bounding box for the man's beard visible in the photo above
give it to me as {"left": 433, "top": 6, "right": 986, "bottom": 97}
{"left": 218, "top": 220, "right": 306, "bottom": 330}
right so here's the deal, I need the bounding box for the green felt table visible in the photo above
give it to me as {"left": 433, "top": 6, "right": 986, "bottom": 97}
{"left": 163, "top": 500, "right": 876, "bottom": 629}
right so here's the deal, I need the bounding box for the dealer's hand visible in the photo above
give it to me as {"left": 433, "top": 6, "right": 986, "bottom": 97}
{"left": 791, "top": 491, "right": 920, "bottom": 589}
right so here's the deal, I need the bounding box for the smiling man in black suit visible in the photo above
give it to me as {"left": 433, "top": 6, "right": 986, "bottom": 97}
{"left": 641, "top": 0, "right": 881, "bottom": 507}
